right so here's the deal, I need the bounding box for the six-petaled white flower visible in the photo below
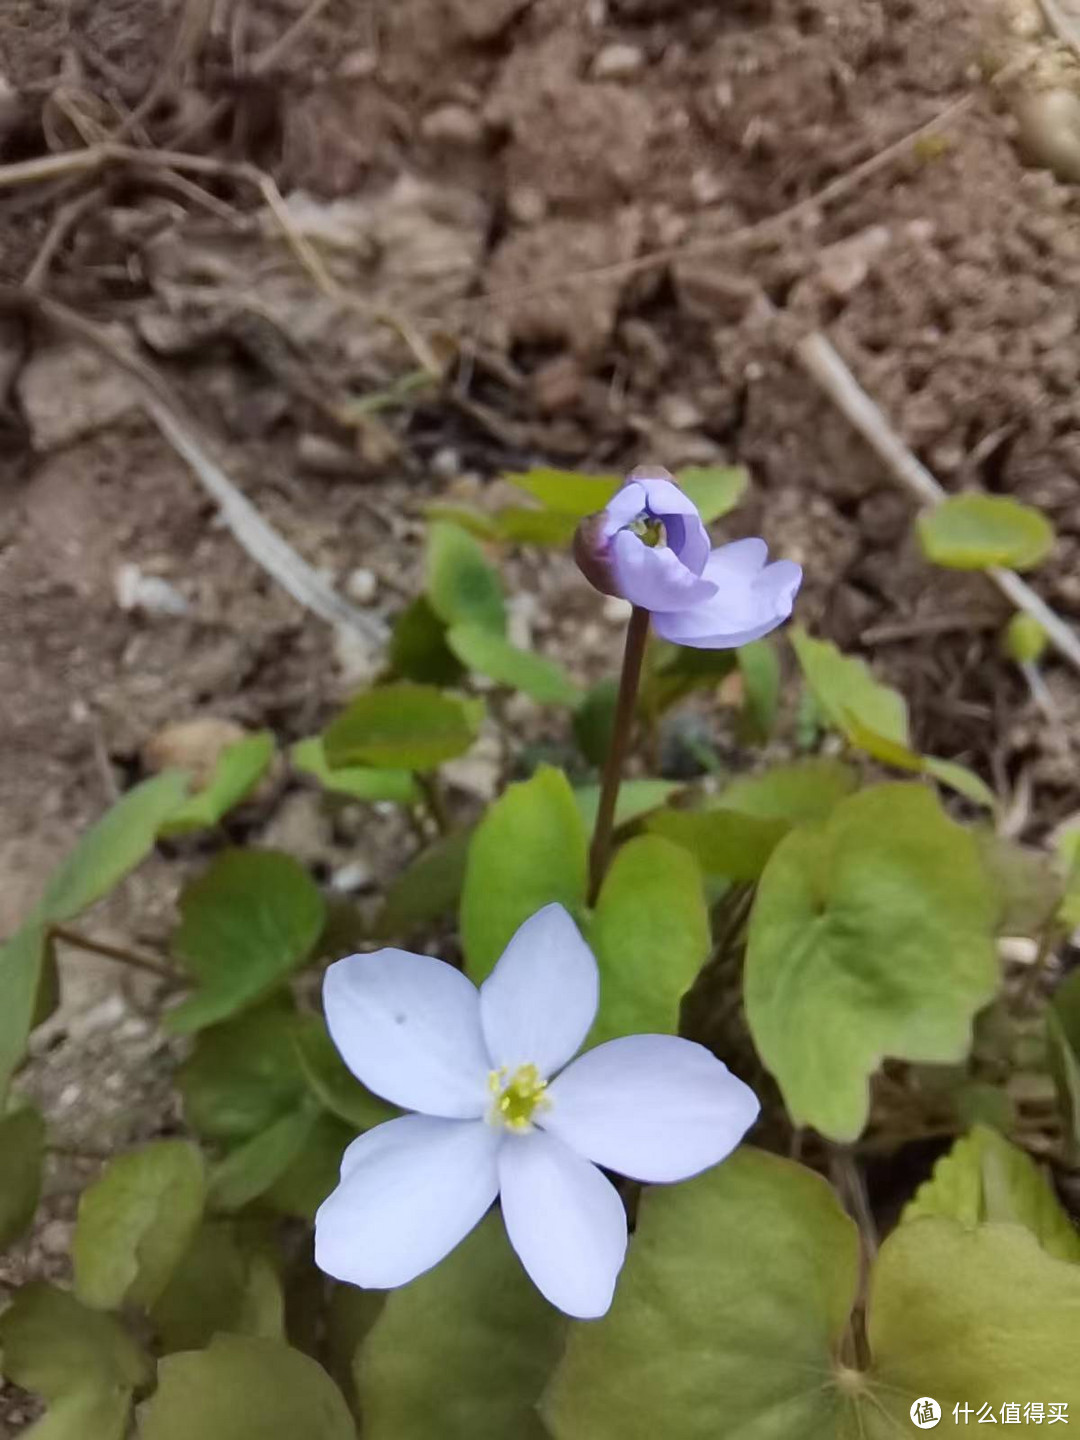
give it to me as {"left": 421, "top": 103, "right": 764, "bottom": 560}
{"left": 314, "top": 903, "right": 759, "bottom": 1318}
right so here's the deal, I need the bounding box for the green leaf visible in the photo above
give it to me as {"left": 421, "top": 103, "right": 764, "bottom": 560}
{"left": 973, "top": 831, "right": 1063, "bottom": 936}
{"left": 646, "top": 807, "right": 789, "bottom": 882}
{"left": 140, "top": 1334, "right": 355, "bottom": 1440}
{"left": 262, "top": 1113, "right": 355, "bottom": 1220}
{"left": 360, "top": 1214, "right": 564, "bottom": 1440}
{"left": 0, "top": 922, "right": 49, "bottom": 1105}
{"left": 426, "top": 522, "right": 506, "bottom": 635}
{"left": 0, "top": 1283, "right": 150, "bottom": 1412}
{"left": 745, "top": 783, "right": 999, "bottom": 1141}
{"left": 1056, "top": 827, "right": 1080, "bottom": 928}
{"left": 573, "top": 780, "right": 679, "bottom": 837}
{"left": 177, "top": 1001, "right": 307, "bottom": 1143}
{"left": 505, "top": 468, "right": 620, "bottom": 516}
{"left": 388, "top": 595, "right": 466, "bottom": 687}
{"left": 151, "top": 1220, "right": 285, "bottom": 1352}
{"left": 717, "top": 758, "right": 859, "bottom": 824}
{"left": 447, "top": 624, "right": 581, "bottom": 706}
{"left": 791, "top": 627, "right": 910, "bottom": 749}
{"left": 736, "top": 639, "right": 780, "bottom": 742}
{"left": 208, "top": 1105, "right": 318, "bottom": 1213}
{"left": 37, "top": 771, "right": 189, "bottom": 921}
{"left": 1004, "top": 612, "right": 1048, "bottom": 664}
{"left": 461, "top": 767, "right": 588, "bottom": 983}
{"left": 291, "top": 737, "right": 420, "bottom": 805}
{"left": 543, "top": 1149, "right": 859, "bottom": 1440}
{"left": 373, "top": 829, "right": 472, "bottom": 938}
{"left": 324, "top": 1284, "right": 385, "bottom": 1414}
{"left": 493, "top": 508, "right": 578, "bottom": 546}
{"left": 922, "top": 755, "right": 997, "bottom": 810}
{"left": 18, "top": 1388, "right": 134, "bottom": 1440}
{"left": 159, "top": 733, "right": 275, "bottom": 837}
{"left": 1049, "top": 970, "right": 1080, "bottom": 1154}
{"left": 324, "top": 684, "right": 484, "bottom": 772}
{"left": 640, "top": 642, "right": 737, "bottom": 717}
{"left": 292, "top": 1015, "right": 396, "bottom": 1130}
{"left": 0, "top": 1104, "right": 45, "bottom": 1251}
{"left": 571, "top": 678, "right": 618, "bottom": 767}
{"left": 423, "top": 503, "right": 500, "bottom": 540}
{"left": 73, "top": 1140, "right": 206, "bottom": 1311}
{"left": 587, "top": 835, "right": 709, "bottom": 1045}
{"left": 167, "top": 850, "right": 326, "bottom": 1034}
{"left": 903, "top": 1125, "right": 1080, "bottom": 1263}
{"left": 867, "top": 1220, "right": 1080, "bottom": 1423}
{"left": 678, "top": 465, "right": 748, "bottom": 522}
{"left": 917, "top": 493, "right": 1055, "bottom": 571}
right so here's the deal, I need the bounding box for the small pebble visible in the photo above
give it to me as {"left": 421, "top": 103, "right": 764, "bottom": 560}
{"left": 421, "top": 103, "right": 485, "bottom": 146}
{"left": 330, "top": 861, "right": 376, "bottom": 894}
{"left": 591, "top": 43, "right": 646, "bottom": 80}
{"left": 345, "top": 567, "right": 378, "bottom": 604}
{"left": 39, "top": 1219, "right": 75, "bottom": 1256}
{"left": 115, "top": 564, "right": 189, "bottom": 617}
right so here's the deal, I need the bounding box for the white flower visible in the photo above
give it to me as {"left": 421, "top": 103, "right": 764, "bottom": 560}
{"left": 314, "top": 903, "right": 758, "bottom": 1318}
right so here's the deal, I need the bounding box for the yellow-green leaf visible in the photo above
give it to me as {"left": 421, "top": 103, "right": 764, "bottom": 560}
{"left": 745, "top": 784, "right": 998, "bottom": 1141}
{"left": 73, "top": 1141, "right": 206, "bottom": 1311}
{"left": 461, "top": 767, "right": 588, "bottom": 983}
{"left": 291, "top": 737, "right": 420, "bottom": 805}
{"left": 159, "top": 733, "right": 275, "bottom": 837}
{"left": 324, "top": 684, "right": 484, "bottom": 772}
{"left": 917, "top": 493, "right": 1055, "bottom": 571}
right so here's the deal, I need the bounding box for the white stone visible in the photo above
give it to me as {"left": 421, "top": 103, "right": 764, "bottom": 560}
{"left": 345, "top": 567, "right": 378, "bottom": 604}
{"left": 591, "top": 43, "right": 646, "bottom": 81}
{"left": 115, "top": 564, "right": 189, "bottom": 617}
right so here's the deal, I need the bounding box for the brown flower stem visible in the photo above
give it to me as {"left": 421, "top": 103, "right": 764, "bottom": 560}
{"left": 588, "top": 606, "right": 651, "bottom": 905}
{"left": 49, "top": 924, "right": 183, "bottom": 985}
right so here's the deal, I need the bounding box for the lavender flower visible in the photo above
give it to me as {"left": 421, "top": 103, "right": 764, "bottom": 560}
{"left": 575, "top": 467, "right": 802, "bottom": 648}
{"left": 314, "top": 904, "right": 758, "bottom": 1319}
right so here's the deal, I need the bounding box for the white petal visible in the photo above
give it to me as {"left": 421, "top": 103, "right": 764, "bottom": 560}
{"left": 323, "top": 949, "right": 490, "bottom": 1118}
{"left": 480, "top": 904, "right": 599, "bottom": 1077}
{"left": 542, "top": 1034, "right": 759, "bottom": 1182}
{"left": 315, "top": 1114, "right": 501, "bottom": 1288}
{"left": 498, "top": 1130, "right": 626, "bottom": 1319}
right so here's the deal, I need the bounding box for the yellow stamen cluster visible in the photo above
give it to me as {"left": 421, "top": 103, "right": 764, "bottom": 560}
{"left": 488, "top": 1064, "right": 549, "bottom": 1133}
{"left": 628, "top": 515, "right": 666, "bottom": 548}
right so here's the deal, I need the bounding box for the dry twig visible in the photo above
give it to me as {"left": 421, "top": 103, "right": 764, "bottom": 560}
{"left": 795, "top": 331, "right": 1080, "bottom": 677}
{"left": 0, "top": 285, "right": 386, "bottom": 646}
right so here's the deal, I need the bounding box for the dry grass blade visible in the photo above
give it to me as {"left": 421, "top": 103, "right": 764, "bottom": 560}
{"left": 0, "top": 286, "right": 385, "bottom": 646}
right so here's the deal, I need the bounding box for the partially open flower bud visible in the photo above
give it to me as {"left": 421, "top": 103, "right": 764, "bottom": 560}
{"left": 573, "top": 466, "right": 802, "bottom": 650}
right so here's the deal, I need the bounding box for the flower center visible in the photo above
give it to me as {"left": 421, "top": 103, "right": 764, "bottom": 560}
{"left": 627, "top": 514, "right": 666, "bottom": 548}
{"left": 488, "top": 1063, "right": 549, "bottom": 1133}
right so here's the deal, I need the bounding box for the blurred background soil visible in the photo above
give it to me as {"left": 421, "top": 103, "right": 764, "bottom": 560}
{"left": 1, "top": 1, "right": 1079, "bottom": 1427}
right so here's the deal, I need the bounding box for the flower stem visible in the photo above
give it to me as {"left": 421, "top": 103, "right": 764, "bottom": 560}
{"left": 49, "top": 924, "right": 183, "bottom": 985}
{"left": 588, "top": 605, "right": 650, "bottom": 905}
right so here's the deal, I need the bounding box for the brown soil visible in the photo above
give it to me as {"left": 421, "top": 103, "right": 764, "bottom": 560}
{"left": 2, "top": 0, "right": 1080, "bottom": 1425}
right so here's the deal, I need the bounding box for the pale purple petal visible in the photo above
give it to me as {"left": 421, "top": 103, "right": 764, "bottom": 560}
{"left": 652, "top": 540, "right": 802, "bottom": 648}
{"left": 323, "top": 950, "right": 490, "bottom": 1119}
{"left": 636, "top": 475, "right": 702, "bottom": 518}
{"left": 498, "top": 1130, "right": 627, "bottom": 1319}
{"left": 662, "top": 511, "right": 711, "bottom": 575}
{"left": 480, "top": 904, "right": 599, "bottom": 1078}
{"left": 600, "top": 482, "right": 648, "bottom": 538}
{"left": 542, "top": 1034, "right": 759, "bottom": 1183}
{"left": 315, "top": 1114, "right": 500, "bottom": 1288}
{"left": 610, "top": 532, "right": 717, "bottom": 612}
